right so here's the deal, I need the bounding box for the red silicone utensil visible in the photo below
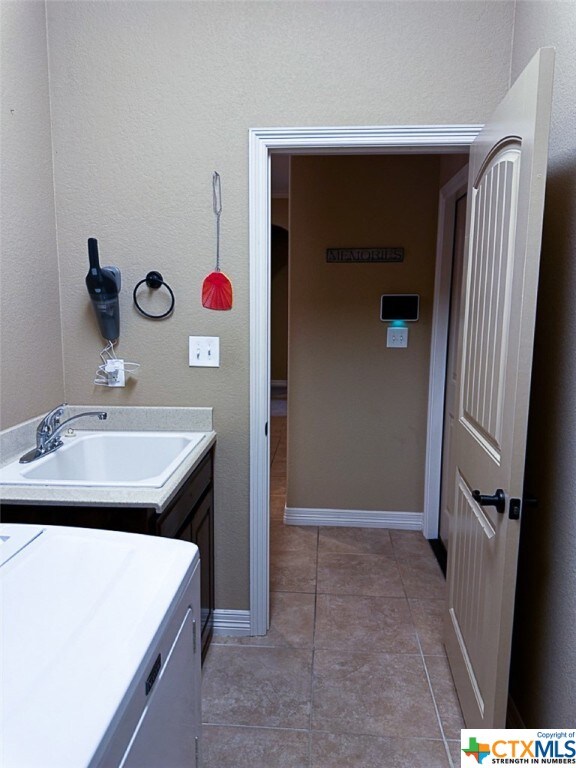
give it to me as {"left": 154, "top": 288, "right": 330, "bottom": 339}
{"left": 202, "top": 171, "right": 233, "bottom": 310}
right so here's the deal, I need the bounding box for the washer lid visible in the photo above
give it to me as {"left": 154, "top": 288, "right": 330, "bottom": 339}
{"left": 0, "top": 524, "right": 44, "bottom": 566}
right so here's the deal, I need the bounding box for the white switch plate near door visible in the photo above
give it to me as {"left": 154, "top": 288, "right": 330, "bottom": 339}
{"left": 387, "top": 327, "right": 409, "bottom": 348}
{"left": 189, "top": 336, "right": 220, "bottom": 367}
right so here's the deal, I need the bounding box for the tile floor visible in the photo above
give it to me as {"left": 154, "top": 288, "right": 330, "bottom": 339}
{"left": 202, "top": 415, "right": 465, "bottom": 767}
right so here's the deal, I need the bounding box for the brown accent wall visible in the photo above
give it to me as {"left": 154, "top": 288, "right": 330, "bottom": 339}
{"left": 439, "top": 154, "right": 469, "bottom": 188}
{"left": 271, "top": 198, "right": 289, "bottom": 230}
{"left": 287, "top": 155, "right": 440, "bottom": 513}
{"left": 271, "top": 222, "right": 289, "bottom": 382}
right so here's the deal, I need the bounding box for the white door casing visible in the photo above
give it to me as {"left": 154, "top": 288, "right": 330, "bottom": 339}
{"left": 445, "top": 48, "right": 555, "bottom": 727}
{"left": 249, "top": 126, "right": 481, "bottom": 635}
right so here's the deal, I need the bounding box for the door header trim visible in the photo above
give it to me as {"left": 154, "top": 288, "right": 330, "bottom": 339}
{"left": 252, "top": 124, "right": 483, "bottom": 153}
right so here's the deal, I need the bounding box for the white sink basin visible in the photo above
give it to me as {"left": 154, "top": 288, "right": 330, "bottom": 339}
{"left": 0, "top": 431, "right": 207, "bottom": 488}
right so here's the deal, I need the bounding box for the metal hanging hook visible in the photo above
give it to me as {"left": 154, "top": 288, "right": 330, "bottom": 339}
{"left": 213, "top": 171, "right": 222, "bottom": 272}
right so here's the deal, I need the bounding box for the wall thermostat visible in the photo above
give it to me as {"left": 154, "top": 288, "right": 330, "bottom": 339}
{"left": 380, "top": 294, "right": 420, "bottom": 322}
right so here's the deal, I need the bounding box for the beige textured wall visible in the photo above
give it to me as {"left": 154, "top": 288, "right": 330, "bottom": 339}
{"left": 0, "top": 0, "right": 64, "bottom": 429}
{"left": 1, "top": 0, "right": 515, "bottom": 609}
{"left": 509, "top": 2, "right": 576, "bottom": 727}
{"left": 288, "top": 155, "right": 440, "bottom": 513}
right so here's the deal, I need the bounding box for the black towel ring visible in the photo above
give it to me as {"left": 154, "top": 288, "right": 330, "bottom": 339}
{"left": 133, "top": 271, "right": 175, "bottom": 319}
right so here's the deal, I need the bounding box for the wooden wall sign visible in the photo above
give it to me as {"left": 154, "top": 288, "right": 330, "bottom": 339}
{"left": 326, "top": 247, "right": 404, "bottom": 263}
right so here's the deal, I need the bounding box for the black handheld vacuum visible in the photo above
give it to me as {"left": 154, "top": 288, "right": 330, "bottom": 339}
{"left": 85, "top": 238, "right": 121, "bottom": 342}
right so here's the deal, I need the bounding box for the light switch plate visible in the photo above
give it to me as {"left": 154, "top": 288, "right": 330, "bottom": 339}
{"left": 387, "top": 327, "right": 409, "bottom": 348}
{"left": 189, "top": 336, "right": 220, "bottom": 367}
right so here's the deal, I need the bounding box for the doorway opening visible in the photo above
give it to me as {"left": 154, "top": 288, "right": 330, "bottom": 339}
{"left": 425, "top": 165, "right": 469, "bottom": 575}
{"left": 250, "top": 126, "right": 482, "bottom": 635}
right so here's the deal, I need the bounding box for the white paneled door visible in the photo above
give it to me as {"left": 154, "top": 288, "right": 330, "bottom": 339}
{"left": 445, "top": 48, "right": 555, "bottom": 727}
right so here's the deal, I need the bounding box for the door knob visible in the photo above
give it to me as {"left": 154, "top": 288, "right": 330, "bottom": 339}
{"left": 472, "top": 488, "right": 506, "bottom": 514}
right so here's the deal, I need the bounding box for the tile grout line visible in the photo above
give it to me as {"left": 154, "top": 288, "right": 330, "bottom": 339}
{"left": 410, "top": 603, "right": 455, "bottom": 768}
{"left": 307, "top": 525, "right": 320, "bottom": 767}
{"left": 202, "top": 722, "right": 311, "bottom": 732}
{"left": 389, "top": 530, "right": 411, "bottom": 606}
{"left": 394, "top": 531, "right": 455, "bottom": 767}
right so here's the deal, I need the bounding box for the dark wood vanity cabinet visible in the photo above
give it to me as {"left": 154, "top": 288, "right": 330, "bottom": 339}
{"left": 155, "top": 451, "right": 214, "bottom": 660}
{"left": 1, "top": 448, "right": 215, "bottom": 661}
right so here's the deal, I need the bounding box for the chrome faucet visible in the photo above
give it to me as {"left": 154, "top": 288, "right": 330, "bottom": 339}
{"left": 19, "top": 403, "right": 108, "bottom": 463}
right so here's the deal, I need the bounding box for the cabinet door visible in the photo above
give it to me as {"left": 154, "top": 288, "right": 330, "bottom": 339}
{"left": 190, "top": 490, "right": 214, "bottom": 659}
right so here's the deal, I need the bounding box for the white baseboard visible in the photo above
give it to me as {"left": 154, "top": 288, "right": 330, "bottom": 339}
{"left": 212, "top": 609, "right": 252, "bottom": 637}
{"left": 283, "top": 507, "right": 423, "bottom": 530}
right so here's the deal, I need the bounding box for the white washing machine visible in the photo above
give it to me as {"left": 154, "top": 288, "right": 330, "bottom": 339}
{"left": 0, "top": 524, "right": 202, "bottom": 768}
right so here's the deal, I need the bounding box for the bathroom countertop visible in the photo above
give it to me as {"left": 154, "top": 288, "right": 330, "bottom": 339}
{"left": 0, "top": 406, "right": 216, "bottom": 514}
